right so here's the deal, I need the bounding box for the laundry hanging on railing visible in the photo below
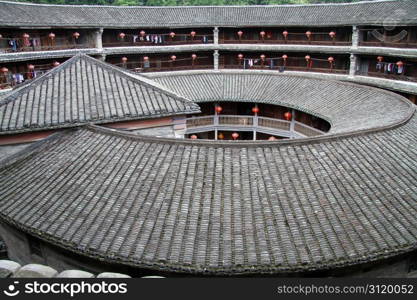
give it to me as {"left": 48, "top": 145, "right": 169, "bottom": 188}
{"left": 376, "top": 62, "right": 404, "bottom": 75}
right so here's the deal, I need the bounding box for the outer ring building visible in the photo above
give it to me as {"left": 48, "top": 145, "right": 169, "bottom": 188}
{"left": 0, "top": 0, "right": 416, "bottom": 277}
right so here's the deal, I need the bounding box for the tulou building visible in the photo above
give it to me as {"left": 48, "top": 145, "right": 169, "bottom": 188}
{"left": 0, "top": 0, "right": 416, "bottom": 277}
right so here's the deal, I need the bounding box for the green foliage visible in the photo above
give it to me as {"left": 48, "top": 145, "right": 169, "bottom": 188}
{"left": 12, "top": 0, "right": 370, "bottom": 6}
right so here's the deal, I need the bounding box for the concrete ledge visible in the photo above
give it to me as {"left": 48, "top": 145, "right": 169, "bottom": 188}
{"left": 97, "top": 272, "right": 131, "bottom": 278}
{"left": 57, "top": 270, "right": 95, "bottom": 278}
{"left": 0, "top": 260, "right": 132, "bottom": 278}
{"left": 13, "top": 264, "right": 58, "bottom": 278}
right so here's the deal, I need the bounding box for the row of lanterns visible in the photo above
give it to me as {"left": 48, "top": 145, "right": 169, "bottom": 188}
{"left": 215, "top": 105, "right": 292, "bottom": 120}
{"left": 19, "top": 32, "right": 80, "bottom": 40}
{"left": 237, "top": 53, "right": 335, "bottom": 66}
{"left": 0, "top": 61, "right": 60, "bottom": 74}
{"left": 191, "top": 133, "right": 278, "bottom": 141}
{"left": 120, "top": 54, "right": 198, "bottom": 63}
{"left": 118, "top": 31, "right": 197, "bottom": 39}
{"left": 377, "top": 56, "right": 404, "bottom": 67}
{"left": 236, "top": 30, "right": 336, "bottom": 40}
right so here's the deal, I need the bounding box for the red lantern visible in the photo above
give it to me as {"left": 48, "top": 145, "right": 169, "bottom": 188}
{"left": 282, "top": 54, "right": 288, "bottom": 60}
{"left": 52, "top": 61, "right": 60, "bottom": 67}
{"left": 268, "top": 136, "right": 277, "bottom": 141}
{"left": 252, "top": 106, "right": 259, "bottom": 114}
{"left": 260, "top": 31, "right": 266, "bottom": 37}
{"left": 48, "top": 32, "right": 55, "bottom": 40}
{"left": 170, "top": 32, "right": 176, "bottom": 38}
{"left": 0, "top": 34, "right": 2, "bottom": 39}
{"left": 237, "top": 30, "right": 243, "bottom": 37}
{"left": 191, "top": 54, "right": 197, "bottom": 60}
{"left": 121, "top": 57, "right": 128, "bottom": 63}
{"left": 282, "top": 30, "right": 288, "bottom": 39}
{"left": 119, "top": 32, "right": 126, "bottom": 39}
{"left": 306, "top": 31, "right": 312, "bottom": 39}
{"left": 396, "top": 61, "right": 404, "bottom": 67}
{"left": 170, "top": 55, "right": 176, "bottom": 61}
{"left": 140, "top": 30, "right": 146, "bottom": 37}
{"left": 0, "top": 67, "right": 8, "bottom": 73}
{"left": 218, "top": 133, "right": 224, "bottom": 140}
{"left": 190, "top": 31, "right": 196, "bottom": 37}
{"left": 329, "top": 31, "right": 336, "bottom": 39}
{"left": 190, "top": 134, "right": 198, "bottom": 140}
{"left": 22, "top": 33, "right": 30, "bottom": 39}
{"left": 143, "top": 56, "right": 149, "bottom": 61}
{"left": 28, "top": 64, "right": 35, "bottom": 70}
{"left": 232, "top": 132, "right": 239, "bottom": 140}
{"left": 237, "top": 53, "right": 244, "bottom": 60}
{"left": 284, "top": 112, "right": 292, "bottom": 121}
{"left": 305, "top": 55, "right": 311, "bottom": 61}
{"left": 73, "top": 32, "right": 80, "bottom": 39}
{"left": 260, "top": 54, "right": 266, "bottom": 61}
{"left": 328, "top": 57, "right": 334, "bottom": 63}
{"left": 377, "top": 56, "right": 384, "bottom": 62}
{"left": 215, "top": 105, "right": 222, "bottom": 114}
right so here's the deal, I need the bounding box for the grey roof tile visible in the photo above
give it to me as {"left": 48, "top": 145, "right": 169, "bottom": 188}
{"left": 0, "top": 111, "right": 415, "bottom": 275}
{"left": 0, "top": 0, "right": 416, "bottom": 27}
{"left": 0, "top": 54, "right": 200, "bottom": 135}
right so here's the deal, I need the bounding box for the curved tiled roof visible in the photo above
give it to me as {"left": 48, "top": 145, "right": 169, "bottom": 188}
{"left": 0, "top": 0, "right": 416, "bottom": 28}
{"left": 0, "top": 108, "right": 416, "bottom": 274}
{"left": 148, "top": 71, "right": 413, "bottom": 134}
{"left": 0, "top": 54, "right": 200, "bottom": 135}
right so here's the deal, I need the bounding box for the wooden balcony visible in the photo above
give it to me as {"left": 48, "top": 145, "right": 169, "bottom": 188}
{"left": 220, "top": 38, "right": 351, "bottom": 46}
{"left": 186, "top": 115, "right": 324, "bottom": 139}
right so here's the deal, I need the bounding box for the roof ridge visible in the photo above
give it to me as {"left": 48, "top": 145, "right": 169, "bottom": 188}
{"left": 0, "top": 0, "right": 402, "bottom": 9}
{"left": 82, "top": 55, "right": 199, "bottom": 108}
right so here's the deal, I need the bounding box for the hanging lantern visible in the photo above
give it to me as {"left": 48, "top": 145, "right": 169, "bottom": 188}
{"left": 218, "top": 133, "right": 224, "bottom": 140}
{"left": 191, "top": 53, "right": 197, "bottom": 60}
{"left": 329, "top": 31, "right": 336, "bottom": 39}
{"left": 215, "top": 105, "right": 222, "bottom": 114}
{"left": 143, "top": 56, "right": 149, "bottom": 61}
{"left": 260, "top": 31, "right": 266, "bottom": 38}
{"left": 52, "top": 61, "right": 60, "bottom": 67}
{"left": 306, "top": 31, "right": 312, "bottom": 40}
{"left": 237, "top": 53, "right": 244, "bottom": 60}
{"left": 260, "top": 54, "right": 266, "bottom": 61}
{"left": 170, "top": 55, "right": 176, "bottom": 61}
{"left": 305, "top": 55, "right": 311, "bottom": 61}
{"left": 48, "top": 32, "right": 55, "bottom": 40}
{"left": 282, "top": 30, "right": 288, "bottom": 39}
{"left": 119, "top": 32, "right": 126, "bottom": 39}
{"left": 22, "top": 33, "right": 30, "bottom": 39}
{"left": 252, "top": 106, "right": 259, "bottom": 114}
{"left": 284, "top": 111, "right": 292, "bottom": 121}
{"left": 0, "top": 34, "right": 2, "bottom": 39}
{"left": 121, "top": 57, "right": 128, "bottom": 63}
{"left": 328, "top": 56, "right": 335, "bottom": 63}
{"left": 28, "top": 64, "right": 35, "bottom": 70}
{"left": 237, "top": 30, "right": 243, "bottom": 37}
{"left": 73, "top": 32, "right": 80, "bottom": 39}
{"left": 0, "top": 67, "right": 8, "bottom": 73}
{"left": 232, "top": 132, "right": 239, "bottom": 140}
{"left": 268, "top": 136, "right": 277, "bottom": 141}
{"left": 190, "top": 134, "right": 198, "bottom": 140}
{"left": 170, "top": 32, "right": 176, "bottom": 38}
{"left": 190, "top": 31, "right": 196, "bottom": 37}
{"left": 140, "top": 30, "right": 146, "bottom": 37}
{"left": 282, "top": 54, "right": 288, "bottom": 60}
{"left": 396, "top": 61, "right": 404, "bottom": 67}
{"left": 377, "top": 56, "right": 384, "bottom": 62}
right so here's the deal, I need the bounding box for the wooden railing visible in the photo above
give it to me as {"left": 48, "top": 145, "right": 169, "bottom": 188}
{"left": 103, "top": 34, "right": 213, "bottom": 47}
{"left": 0, "top": 37, "right": 92, "bottom": 53}
{"left": 220, "top": 39, "right": 351, "bottom": 46}
{"left": 358, "top": 41, "right": 417, "bottom": 49}
{"left": 186, "top": 115, "right": 325, "bottom": 138}
{"left": 221, "top": 64, "right": 348, "bottom": 74}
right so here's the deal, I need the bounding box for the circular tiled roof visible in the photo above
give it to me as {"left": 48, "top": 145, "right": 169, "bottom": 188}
{"left": 0, "top": 72, "right": 415, "bottom": 276}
